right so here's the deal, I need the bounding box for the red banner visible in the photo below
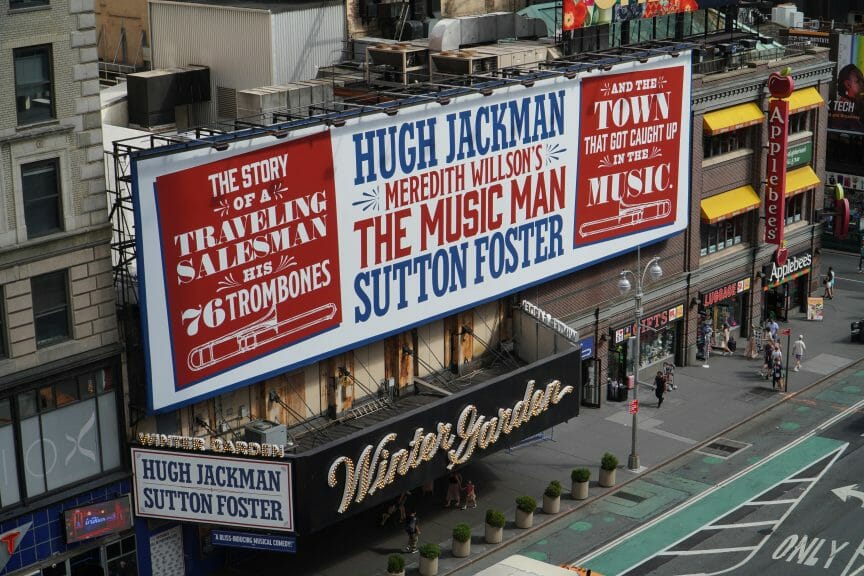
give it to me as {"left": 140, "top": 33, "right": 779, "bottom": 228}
{"left": 765, "top": 98, "right": 789, "bottom": 245}
{"left": 575, "top": 66, "right": 684, "bottom": 245}
{"left": 155, "top": 132, "right": 341, "bottom": 390}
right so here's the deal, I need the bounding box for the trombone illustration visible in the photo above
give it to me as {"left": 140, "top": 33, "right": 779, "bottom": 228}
{"left": 187, "top": 302, "right": 338, "bottom": 372}
{"left": 578, "top": 197, "right": 672, "bottom": 239}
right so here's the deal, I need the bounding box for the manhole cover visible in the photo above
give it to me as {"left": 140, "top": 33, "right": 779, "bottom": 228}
{"left": 697, "top": 437, "right": 751, "bottom": 459}
{"left": 611, "top": 491, "right": 646, "bottom": 504}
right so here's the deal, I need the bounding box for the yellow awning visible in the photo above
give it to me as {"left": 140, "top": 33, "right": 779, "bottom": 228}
{"left": 701, "top": 185, "right": 761, "bottom": 224}
{"left": 785, "top": 165, "right": 820, "bottom": 197}
{"left": 703, "top": 103, "right": 764, "bottom": 135}
{"left": 787, "top": 87, "right": 824, "bottom": 113}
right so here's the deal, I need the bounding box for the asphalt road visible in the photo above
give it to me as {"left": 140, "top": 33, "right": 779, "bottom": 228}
{"left": 571, "top": 371, "right": 864, "bottom": 576}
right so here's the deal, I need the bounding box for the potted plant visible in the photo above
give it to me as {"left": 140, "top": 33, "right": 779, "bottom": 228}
{"left": 418, "top": 542, "right": 441, "bottom": 576}
{"left": 599, "top": 452, "right": 618, "bottom": 487}
{"left": 387, "top": 553, "right": 406, "bottom": 576}
{"left": 571, "top": 468, "right": 590, "bottom": 500}
{"left": 542, "top": 480, "right": 562, "bottom": 514}
{"left": 452, "top": 522, "right": 471, "bottom": 558}
{"left": 485, "top": 508, "right": 506, "bottom": 543}
{"left": 515, "top": 495, "right": 537, "bottom": 528}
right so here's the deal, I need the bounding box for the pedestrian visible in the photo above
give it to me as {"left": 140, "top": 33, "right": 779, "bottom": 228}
{"left": 771, "top": 358, "right": 784, "bottom": 391}
{"left": 404, "top": 510, "right": 420, "bottom": 553}
{"left": 859, "top": 237, "right": 864, "bottom": 273}
{"left": 761, "top": 339, "right": 773, "bottom": 380}
{"left": 771, "top": 341, "right": 783, "bottom": 365}
{"left": 823, "top": 267, "right": 835, "bottom": 299}
{"left": 445, "top": 471, "right": 462, "bottom": 508}
{"left": 792, "top": 335, "right": 806, "bottom": 372}
{"left": 461, "top": 480, "right": 477, "bottom": 509}
{"left": 702, "top": 321, "right": 714, "bottom": 362}
{"left": 767, "top": 316, "right": 780, "bottom": 342}
{"left": 716, "top": 323, "right": 733, "bottom": 356}
{"left": 398, "top": 490, "right": 411, "bottom": 522}
{"left": 654, "top": 370, "right": 666, "bottom": 407}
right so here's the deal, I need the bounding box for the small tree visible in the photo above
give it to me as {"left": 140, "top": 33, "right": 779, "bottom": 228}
{"left": 571, "top": 468, "right": 590, "bottom": 482}
{"left": 419, "top": 542, "right": 441, "bottom": 559}
{"left": 601, "top": 452, "right": 619, "bottom": 471}
{"left": 544, "top": 480, "right": 562, "bottom": 498}
{"left": 387, "top": 554, "right": 406, "bottom": 574}
{"left": 452, "top": 523, "right": 471, "bottom": 543}
{"left": 515, "top": 495, "right": 537, "bottom": 513}
{"left": 485, "top": 508, "right": 506, "bottom": 528}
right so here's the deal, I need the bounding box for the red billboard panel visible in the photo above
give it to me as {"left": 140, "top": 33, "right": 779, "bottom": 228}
{"left": 575, "top": 65, "right": 685, "bottom": 245}
{"left": 765, "top": 98, "right": 789, "bottom": 245}
{"left": 154, "top": 132, "right": 341, "bottom": 389}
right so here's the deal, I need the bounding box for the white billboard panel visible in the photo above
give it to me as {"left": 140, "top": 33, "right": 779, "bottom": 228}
{"left": 131, "top": 448, "right": 294, "bottom": 531}
{"left": 132, "top": 54, "right": 692, "bottom": 411}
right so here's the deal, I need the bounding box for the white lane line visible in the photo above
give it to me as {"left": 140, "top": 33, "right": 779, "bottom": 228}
{"left": 708, "top": 520, "right": 779, "bottom": 529}
{"left": 659, "top": 546, "right": 758, "bottom": 556}
{"left": 744, "top": 498, "right": 799, "bottom": 505}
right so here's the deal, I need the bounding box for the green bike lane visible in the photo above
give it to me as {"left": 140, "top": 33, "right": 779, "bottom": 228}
{"left": 509, "top": 368, "right": 864, "bottom": 576}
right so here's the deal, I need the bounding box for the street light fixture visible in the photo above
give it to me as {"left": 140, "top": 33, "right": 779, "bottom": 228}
{"left": 617, "top": 252, "right": 663, "bottom": 472}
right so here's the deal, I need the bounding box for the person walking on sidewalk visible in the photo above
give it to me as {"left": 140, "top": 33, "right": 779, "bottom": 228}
{"left": 445, "top": 471, "right": 462, "bottom": 508}
{"left": 654, "top": 370, "right": 666, "bottom": 407}
{"left": 772, "top": 358, "right": 784, "bottom": 391}
{"left": 823, "top": 267, "right": 835, "bottom": 299}
{"left": 461, "top": 480, "right": 477, "bottom": 510}
{"left": 404, "top": 511, "right": 421, "bottom": 553}
{"left": 716, "top": 323, "right": 733, "bottom": 356}
{"left": 767, "top": 316, "right": 780, "bottom": 343}
{"left": 792, "top": 335, "right": 806, "bottom": 372}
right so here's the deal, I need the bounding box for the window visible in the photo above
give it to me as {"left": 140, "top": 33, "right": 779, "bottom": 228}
{"left": 10, "top": 0, "right": 49, "bottom": 8}
{"left": 0, "top": 287, "right": 7, "bottom": 359}
{"left": 788, "top": 111, "right": 810, "bottom": 134}
{"left": 0, "top": 398, "right": 20, "bottom": 508}
{"left": 703, "top": 127, "right": 751, "bottom": 158}
{"left": 22, "top": 158, "right": 62, "bottom": 238}
{"left": 701, "top": 216, "right": 746, "bottom": 256}
{"left": 31, "top": 270, "right": 69, "bottom": 347}
{"left": 14, "top": 45, "right": 54, "bottom": 125}
{"left": 786, "top": 193, "right": 804, "bottom": 224}
{"left": 13, "top": 365, "right": 121, "bottom": 499}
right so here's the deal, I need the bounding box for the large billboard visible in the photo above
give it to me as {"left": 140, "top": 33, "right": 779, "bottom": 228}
{"left": 133, "top": 54, "right": 691, "bottom": 412}
{"left": 829, "top": 33, "right": 864, "bottom": 134}
{"left": 563, "top": 0, "right": 739, "bottom": 30}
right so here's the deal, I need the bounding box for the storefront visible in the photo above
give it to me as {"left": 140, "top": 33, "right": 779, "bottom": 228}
{"left": 0, "top": 481, "right": 137, "bottom": 576}
{"left": 127, "top": 348, "right": 581, "bottom": 566}
{"left": 607, "top": 304, "right": 685, "bottom": 393}
{"left": 761, "top": 251, "right": 813, "bottom": 321}
{"left": 699, "top": 277, "right": 751, "bottom": 342}
{"left": 823, "top": 171, "right": 864, "bottom": 252}
{"left": 578, "top": 336, "right": 600, "bottom": 408}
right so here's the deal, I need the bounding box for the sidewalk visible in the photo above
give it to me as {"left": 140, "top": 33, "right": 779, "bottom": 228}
{"left": 240, "top": 251, "right": 864, "bottom": 576}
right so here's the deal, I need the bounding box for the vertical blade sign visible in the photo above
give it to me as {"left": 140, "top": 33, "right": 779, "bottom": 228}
{"left": 765, "top": 70, "right": 794, "bottom": 245}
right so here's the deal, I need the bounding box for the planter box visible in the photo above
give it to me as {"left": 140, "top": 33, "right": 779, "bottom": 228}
{"left": 571, "top": 480, "right": 589, "bottom": 500}
{"left": 542, "top": 494, "right": 560, "bottom": 514}
{"left": 515, "top": 508, "right": 534, "bottom": 529}
{"left": 452, "top": 538, "right": 471, "bottom": 558}
{"left": 485, "top": 523, "right": 503, "bottom": 544}
{"left": 419, "top": 556, "right": 438, "bottom": 576}
{"left": 599, "top": 468, "right": 616, "bottom": 487}
{"left": 387, "top": 571, "right": 405, "bottom": 576}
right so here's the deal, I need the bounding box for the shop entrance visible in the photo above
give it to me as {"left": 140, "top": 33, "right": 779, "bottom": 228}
{"left": 581, "top": 357, "right": 601, "bottom": 407}
{"left": 764, "top": 276, "right": 808, "bottom": 322}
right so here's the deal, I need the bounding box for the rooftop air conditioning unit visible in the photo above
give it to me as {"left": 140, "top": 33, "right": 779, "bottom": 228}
{"left": 739, "top": 38, "right": 758, "bottom": 50}
{"left": 244, "top": 420, "right": 287, "bottom": 445}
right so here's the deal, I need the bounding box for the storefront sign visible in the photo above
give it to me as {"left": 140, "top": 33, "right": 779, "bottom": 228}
{"left": 521, "top": 300, "right": 579, "bottom": 342}
{"left": 787, "top": 141, "right": 812, "bottom": 169}
{"left": 613, "top": 304, "right": 684, "bottom": 343}
{"left": 327, "top": 378, "right": 573, "bottom": 513}
{"left": 701, "top": 277, "right": 751, "bottom": 308}
{"left": 64, "top": 496, "right": 133, "bottom": 544}
{"left": 132, "top": 449, "right": 294, "bottom": 531}
{"left": 766, "top": 252, "right": 812, "bottom": 286}
{"left": 0, "top": 522, "right": 31, "bottom": 573}
{"left": 211, "top": 530, "right": 297, "bottom": 553}
{"left": 579, "top": 336, "right": 594, "bottom": 360}
{"left": 135, "top": 433, "right": 286, "bottom": 458}
{"left": 765, "top": 71, "right": 793, "bottom": 245}
{"left": 807, "top": 297, "right": 824, "bottom": 321}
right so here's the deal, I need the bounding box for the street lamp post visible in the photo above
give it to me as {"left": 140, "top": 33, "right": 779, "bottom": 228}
{"left": 617, "top": 253, "right": 663, "bottom": 472}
